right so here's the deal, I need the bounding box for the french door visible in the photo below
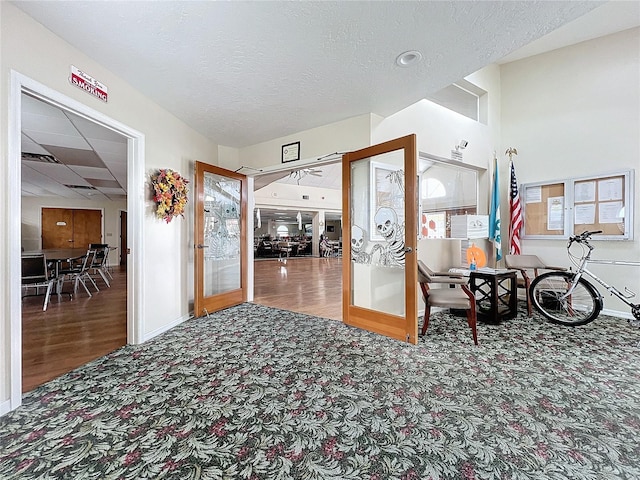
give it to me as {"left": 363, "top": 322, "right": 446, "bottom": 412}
{"left": 194, "top": 162, "right": 248, "bottom": 317}
{"left": 342, "top": 135, "right": 418, "bottom": 344}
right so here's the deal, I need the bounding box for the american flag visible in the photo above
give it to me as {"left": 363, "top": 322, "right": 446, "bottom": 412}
{"left": 509, "top": 160, "right": 523, "bottom": 254}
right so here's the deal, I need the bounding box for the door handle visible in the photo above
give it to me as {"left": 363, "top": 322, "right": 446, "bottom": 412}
{"left": 196, "top": 244, "right": 208, "bottom": 249}
{"left": 404, "top": 247, "right": 413, "bottom": 253}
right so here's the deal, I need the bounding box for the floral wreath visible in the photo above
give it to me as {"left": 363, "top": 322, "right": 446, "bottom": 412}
{"left": 151, "top": 169, "right": 189, "bottom": 223}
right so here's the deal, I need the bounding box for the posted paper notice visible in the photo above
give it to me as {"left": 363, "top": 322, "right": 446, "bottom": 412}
{"left": 547, "top": 196, "right": 564, "bottom": 230}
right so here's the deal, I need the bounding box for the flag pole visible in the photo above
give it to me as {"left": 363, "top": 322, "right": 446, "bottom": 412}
{"left": 488, "top": 152, "right": 502, "bottom": 266}
{"left": 506, "top": 147, "right": 522, "bottom": 255}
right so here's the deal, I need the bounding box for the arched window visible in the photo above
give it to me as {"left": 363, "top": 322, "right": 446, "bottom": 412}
{"left": 422, "top": 178, "right": 446, "bottom": 198}
{"left": 276, "top": 225, "right": 289, "bottom": 238}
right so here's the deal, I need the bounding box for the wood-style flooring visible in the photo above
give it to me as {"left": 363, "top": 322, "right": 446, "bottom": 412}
{"left": 21, "top": 257, "right": 341, "bottom": 394}
{"left": 253, "top": 257, "right": 342, "bottom": 321}
{"left": 21, "top": 266, "right": 127, "bottom": 393}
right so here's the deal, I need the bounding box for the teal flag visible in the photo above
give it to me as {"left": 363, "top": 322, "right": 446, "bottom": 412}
{"left": 489, "top": 156, "right": 502, "bottom": 261}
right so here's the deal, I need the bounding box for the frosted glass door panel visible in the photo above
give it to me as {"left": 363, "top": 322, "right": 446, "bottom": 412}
{"left": 204, "top": 172, "right": 241, "bottom": 296}
{"left": 350, "top": 152, "right": 405, "bottom": 316}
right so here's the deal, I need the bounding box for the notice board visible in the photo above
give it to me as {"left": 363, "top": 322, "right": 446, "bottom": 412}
{"left": 522, "top": 170, "right": 633, "bottom": 240}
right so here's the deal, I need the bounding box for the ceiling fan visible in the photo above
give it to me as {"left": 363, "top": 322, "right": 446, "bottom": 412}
{"left": 300, "top": 167, "right": 323, "bottom": 176}
{"left": 290, "top": 167, "right": 323, "bottom": 184}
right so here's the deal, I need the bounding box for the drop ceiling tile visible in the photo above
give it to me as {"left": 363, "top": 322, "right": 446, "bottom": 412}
{"left": 87, "top": 179, "right": 121, "bottom": 188}
{"left": 105, "top": 194, "right": 127, "bottom": 201}
{"left": 21, "top": 94, "right": 128, "bottom": 202}
{"left": 43, "top": 145, "right": 106, "bottom": 168}
{"left": 97, "top": 187, "right": 127, "bottom": 195}
{"left": 69, "top": 114, "right": 128, "bottom": 143}
{"left": 22, "top": 164, "right": 85, "bottom": 198}
{"left": 21, "top": 182, "right": 53, "bottom": 196}
{"left": 87, "top": 137, "right": 127, "bottom": 155}
{"left": 23, "top": 160, "right": 89, "bottom": 185}
{"left": 21, "top": 133, "right": 51, "bottom": 155}
{"left": 24, "top": 130, "right": 91, "bottom": 150}
{"left": 22, "top": 94, "right": 67, "bottom": 118}
{"left": 68, "top": 165, "right": 116, "bottom": 180}
{"left": 79, "top": 190, "right": 109, "bottom": 201}
{"left": 22, "top": 110, "right": 82, "bottom": 137}
{"left": 99, "top": 152, "right": 128, "bottom": 176}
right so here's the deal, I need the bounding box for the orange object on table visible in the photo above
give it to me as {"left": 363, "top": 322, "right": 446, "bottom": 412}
{"left": 466, "top": 243, "right": 487, "bottom": 268}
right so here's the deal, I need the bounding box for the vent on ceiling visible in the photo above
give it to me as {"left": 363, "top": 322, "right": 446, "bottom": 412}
{"left": 64, "top": 185, "right": 97, "bottom": 190}
{"left": 22, "top": 152, "right": 60, "bottom": 163}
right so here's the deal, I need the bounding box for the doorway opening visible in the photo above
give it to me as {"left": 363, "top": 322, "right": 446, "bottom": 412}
{"left": 8, "top": 71, "right": 145, "bottom": 411}
{"left": 251, "top": 160, "right": 343, "bottom": 319}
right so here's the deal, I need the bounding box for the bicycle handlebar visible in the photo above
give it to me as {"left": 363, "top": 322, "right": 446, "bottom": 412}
{"left": 569, "top": 230, "right": 602, "bottom": 246}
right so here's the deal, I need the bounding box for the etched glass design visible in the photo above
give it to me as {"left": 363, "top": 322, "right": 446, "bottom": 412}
{"left": 203, "top": 172, "right": 241, "bottom": 296}
{"left": 350, "top": 152, "right": 405, "bottom": 316}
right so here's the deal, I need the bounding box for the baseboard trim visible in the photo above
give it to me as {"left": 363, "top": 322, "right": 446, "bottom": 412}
{"left": 426, "top": 305, "right": 632, "bottom": 321}
{"left": 142, "top": 313, "right": 192, "bottom": 343}
{"left": 0, "top": 399, "right": 11, "bottom": 417}
{"left": 601, "top": 308, "right": 633, "bottom": 320}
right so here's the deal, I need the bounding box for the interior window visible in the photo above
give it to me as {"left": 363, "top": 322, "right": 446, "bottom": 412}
{"left": 276, "top": 225, "right": 289, "bottom": 238}
{"left": 426, "top": 78, "right": 488, "bottom": 124}
{"left": 422, "top": 178, "right": 446, "bottom": 199}
{"left": 419, "top": 152, "right": 484, "bottom": 239}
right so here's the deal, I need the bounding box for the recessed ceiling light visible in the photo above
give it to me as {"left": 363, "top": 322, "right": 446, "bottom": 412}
{"left": 396, "top": 50, "right": 423, "bottom": 67}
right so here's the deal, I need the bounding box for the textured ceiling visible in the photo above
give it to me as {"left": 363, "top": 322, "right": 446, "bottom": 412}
{"left": 15, "top": 1, "right": 639, "bottom": 203}
{"left": 13, "top": 0, "right": 609, "bottom": 148}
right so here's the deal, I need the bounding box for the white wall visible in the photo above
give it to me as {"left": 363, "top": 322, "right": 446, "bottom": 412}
{"left": 21, "top": 197, "right": 127, "bottom": 257}
{"left": 0, "top": 3, "right": 220, "bottom": 407}
{"left": 500, "top": 27, "right": 640, "bottom": 315}
{"left": 372, "top": 63, "right": 501, "bottom": 174}
{"left": 255, "top": 183, "right": 341, "bottom": 212}
{"left": 239, "top": 114, "right": 375, "bottom": 168}
{"left": 371, "top": 64, "right": 502, "bottom": 272}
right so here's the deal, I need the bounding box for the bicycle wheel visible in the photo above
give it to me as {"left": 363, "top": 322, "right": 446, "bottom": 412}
{"left": 530, "top": 272, "right": 602, "bottom": 326}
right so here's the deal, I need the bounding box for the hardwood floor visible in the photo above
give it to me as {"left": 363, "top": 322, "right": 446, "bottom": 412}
{"left": 21, "top": 266, "right": 127, "bottom": 393}
{"left": 21, "top": 257, "right": 340, "bottom": 394}
{"left": 253, "top": 256, "right": 343, "bottom": 321}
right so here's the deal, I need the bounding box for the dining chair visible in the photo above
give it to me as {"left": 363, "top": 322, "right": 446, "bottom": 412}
{"left": 504, "top": 254, "right": 566, "bottom": 316}
{"left": 57, "top": 250, "right": 98, "bottom": 298}
{"left": 21, "top": 254, "right": 57, "bottom": 311}
{"left": 418, "top": 260, "right": 478, "bottom": 345}
{"left": 88, "top": 243, "right": 111, "bottom": 287}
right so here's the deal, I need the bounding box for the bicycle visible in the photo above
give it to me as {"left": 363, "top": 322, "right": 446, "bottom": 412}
{"left": 529, "top": 230, "right": 640, "bottom": 326}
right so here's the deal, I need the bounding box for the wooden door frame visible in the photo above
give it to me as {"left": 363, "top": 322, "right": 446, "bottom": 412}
{"left": 341, "top": 134, "right": 418, "bottom": 344}
{"left": 194, "top": 161, "right": 248, "bottom": 317}
{"left": 6, "top": 71, "right": 145, "bottom": 414}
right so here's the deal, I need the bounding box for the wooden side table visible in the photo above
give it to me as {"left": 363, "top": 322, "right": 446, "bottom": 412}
{"left": 469, "top": 270, "right": 518, "bottom": 322}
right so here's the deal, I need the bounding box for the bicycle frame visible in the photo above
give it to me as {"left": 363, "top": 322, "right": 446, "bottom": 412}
{"left": 562, "top": 235, "right": 639, "bottom": 311}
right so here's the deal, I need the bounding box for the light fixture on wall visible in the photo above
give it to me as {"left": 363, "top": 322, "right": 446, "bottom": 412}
{"left": 451, "top": 139, "right": 468, "bottom": 161}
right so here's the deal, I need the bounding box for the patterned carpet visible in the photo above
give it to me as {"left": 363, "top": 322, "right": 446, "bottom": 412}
{"left": 1, "top": 303, "right": 639, "bottom": 479}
